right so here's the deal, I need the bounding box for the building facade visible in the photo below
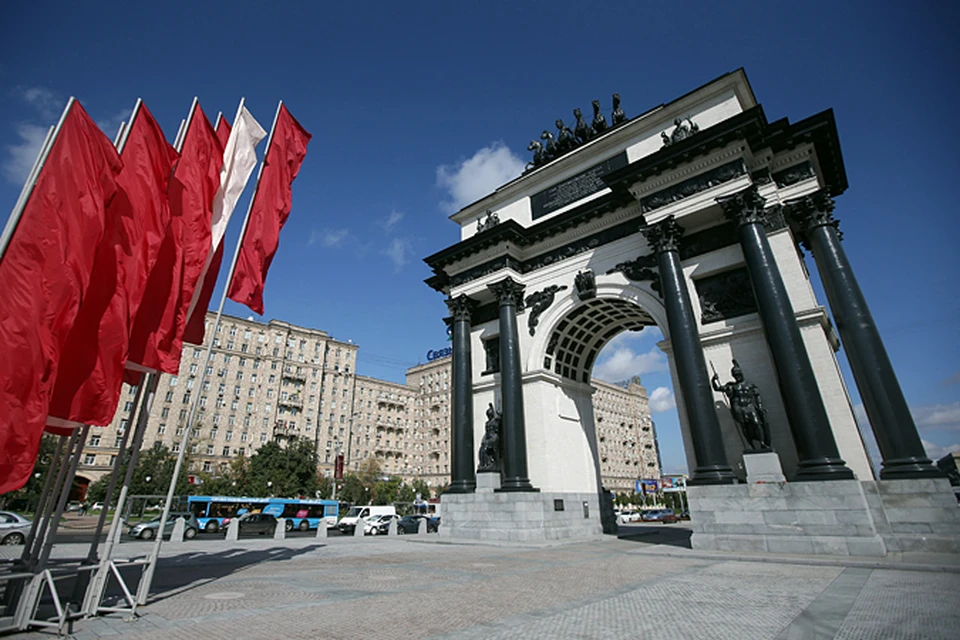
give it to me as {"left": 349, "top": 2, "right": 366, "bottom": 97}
{"left": 78, "top": 313, "right": 660, "bottom": 494}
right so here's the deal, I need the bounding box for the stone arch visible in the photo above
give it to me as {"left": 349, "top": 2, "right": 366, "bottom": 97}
{"left": 516, "top": 282, "right": 685, "bottom": 497}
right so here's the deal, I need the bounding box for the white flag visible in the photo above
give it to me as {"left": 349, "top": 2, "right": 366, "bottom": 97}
{"left": 184, "top": 102, "right": 266, "bottom": 327}
{"left": 211, "top": 105, "right": 267, "bottom": 249}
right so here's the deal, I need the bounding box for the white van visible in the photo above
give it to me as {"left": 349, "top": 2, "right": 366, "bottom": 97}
{"left": 337, "top": 505, "right": 396, "bottom": 534}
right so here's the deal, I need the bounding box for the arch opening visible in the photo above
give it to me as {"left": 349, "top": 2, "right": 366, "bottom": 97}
{"left": 544, "top": 298, "right": 656, "bottom": 384}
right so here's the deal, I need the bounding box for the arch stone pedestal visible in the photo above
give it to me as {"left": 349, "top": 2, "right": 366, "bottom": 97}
{"left": 424, "top": 70, "right": 957, "bottom": 551}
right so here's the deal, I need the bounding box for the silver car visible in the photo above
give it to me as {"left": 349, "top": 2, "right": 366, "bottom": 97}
{"left": 128, "top": 512, "right": 200, "bottom": 540}
{"left": 0, "top": 511, "right": 32, "bottom": 545}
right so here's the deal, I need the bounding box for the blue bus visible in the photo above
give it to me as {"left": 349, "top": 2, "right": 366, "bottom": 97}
{"left": 186, "top": 496, "right": 339, "bottom": 533}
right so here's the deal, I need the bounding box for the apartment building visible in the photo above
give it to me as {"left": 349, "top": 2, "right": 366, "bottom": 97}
{"left": 78, "top": 315, "right": 660, "bottom": 494}
{"left": 78, "top": 312, "right": 358, "bottom": 483}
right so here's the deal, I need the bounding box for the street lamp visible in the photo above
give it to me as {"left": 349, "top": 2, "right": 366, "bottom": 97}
{"left": 267, "top": 480, "right": 273, "bottom": 497}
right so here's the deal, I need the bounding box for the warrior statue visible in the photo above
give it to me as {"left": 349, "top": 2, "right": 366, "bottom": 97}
{"left": 711, "top": 360, "right": 772, "bottom": 451}
{"left": 477, "top": 403, "right": 502, "bottom": 472}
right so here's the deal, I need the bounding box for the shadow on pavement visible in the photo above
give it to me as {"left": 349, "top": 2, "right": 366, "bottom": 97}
{"left": 105, "top": 544, "right": 325, "bottom": 606}
{"left": 617, "top": 524, "right": 692, "bottom": 549}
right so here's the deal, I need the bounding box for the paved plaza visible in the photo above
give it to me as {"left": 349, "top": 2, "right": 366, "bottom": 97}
{"left": 6, "top": 529, "right": 960, "bottom": 639}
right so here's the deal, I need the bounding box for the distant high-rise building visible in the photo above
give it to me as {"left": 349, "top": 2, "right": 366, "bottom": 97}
{"left": 78, "top": 313, "right": 660, "bottom": 494}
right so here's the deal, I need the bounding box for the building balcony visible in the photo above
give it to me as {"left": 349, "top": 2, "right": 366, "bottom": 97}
{"left": 278, "top": 395, "right": 303, "bottom": 408}
{"left": 282, "top": 371, "right": 307, "bottom": 383}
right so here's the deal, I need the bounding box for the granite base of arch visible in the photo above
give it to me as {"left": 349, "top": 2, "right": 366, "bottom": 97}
{"left": 687, "top": 478, "right": 960, "bottom": 557}
{"left": 439, "top": 491, "right": 603, "bottom": 543}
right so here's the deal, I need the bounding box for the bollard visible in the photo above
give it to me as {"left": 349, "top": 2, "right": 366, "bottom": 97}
{"left": 316, "top": 520, "right": 327, "bottom": 539}
{"left": 274, "top": 518, "right": 286, "bottom": 540}
{"left": 353, "top": 521, "right": 364, "bottom": 538}
{"left": 388, "top": 518, "right": 397, "bottom": 536}
{"left": 226, "top": 518, "right": 240, "bottom": 541}
{"left": 170, "top": 517, "right": 185, "bottom": 543}
{"left": 417, "top": 517, "right": 427, "bottom": 535}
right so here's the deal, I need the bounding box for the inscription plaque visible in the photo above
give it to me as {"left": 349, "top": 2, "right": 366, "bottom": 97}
{"left": 530, "top": 152, "right": 627, "bottom": 220}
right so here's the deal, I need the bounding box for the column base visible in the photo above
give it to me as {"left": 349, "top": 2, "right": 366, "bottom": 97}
{"left": 497, "top": 476, "right": 539, "bottom": 492}
{"left": 687, "top": 464, "right": 736, "bottom": 486}
{"left": 793, "top": 457, "right": 855, "bottom": 481}
{"left": 445, "top": 480, "right": 477, "bottom": 494}
{"left": 879, "top": 456, "right": 944, "bottom": 480}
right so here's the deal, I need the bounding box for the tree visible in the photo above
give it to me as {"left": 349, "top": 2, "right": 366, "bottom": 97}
{"left": 86, "top": 443, "right": 191, "bottom": 508}
{"left": 356, "top": 458, "right": 382, "bottom": 488}
{"left": 338, "top": 473, "right": 367, "bottom": 505}
{"left": 411, "top": 478, "right": 430, "bottom": 501}
{"left": 246, "top": 439, "right": 319, "bottom": 497}
{"left": 0, "top": 435, "right": 58, "bottom": 512}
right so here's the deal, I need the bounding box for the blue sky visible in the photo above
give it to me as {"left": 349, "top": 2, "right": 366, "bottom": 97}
{"left": 1, "top": 1, "right": 957, "bottom": 476}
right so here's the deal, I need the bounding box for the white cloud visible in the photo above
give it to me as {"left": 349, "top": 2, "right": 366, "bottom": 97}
{"left": 2, "top": 123, "right": 49, "bottom": 185}
{"left": 382, "top": 211, "right": 404, "bottom": 232}
{"left": 97, "top": 108, "right": 133, "bottom": 141}
{"left": 913, "top": 401, "right": 960, "bottom": 430}
{"left": 592, "top": 346, "right": 667, "bottom": 382}
{"left": 436, "top": 142, "right": 525, "bottom": 214}
{"left": 922, "top": 439, "right": 960, "bottom": 461}
{"left": 18, "top": 86, "right": 61, "bottom": 120}
{"left": 384, "top": 237, "right": 413, "bottom": 271}
{"left": 309, "top": 228, "right": 348, "bottom": 247}
{"left": 649, "top": 387, "right": 676, "bottom": 413}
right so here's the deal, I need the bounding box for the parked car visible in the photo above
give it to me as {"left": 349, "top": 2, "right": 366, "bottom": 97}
{"left": 617, "top": 510, "right": 640, "bottom": 524}
{"left": 65, "top": 501, "right": 81, "bottom": 512}
{"left": 0, "top": 511, "right": 32, "bottom": 545}
{"left": 641, "top": 509, "right": 678, "bottom": 524}
{"left": 227, "top": 512, "right": 278, "bottom": 536}
{"left": 90, "top": 502, "right": 105, "bottom": 512}
{"left": 396, "top": 515, "right": 439, "bottom": 534}
{"left": 129, "top": 512, "right": 200, "bottom": 540}
{"left": 364, "top": 514, "right": 400, "bottom": 535}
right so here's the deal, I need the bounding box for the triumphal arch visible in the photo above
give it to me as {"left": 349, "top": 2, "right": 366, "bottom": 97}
{"left": 425, "top": 70, "right": 957, "bottom": 555}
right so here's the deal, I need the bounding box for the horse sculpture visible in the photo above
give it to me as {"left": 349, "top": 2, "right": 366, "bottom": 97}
{"left": 526, "top": 139, "right": 546, "bottom": 170}
{"left": 590, "top": 99, "right": 608, "bottom": 136}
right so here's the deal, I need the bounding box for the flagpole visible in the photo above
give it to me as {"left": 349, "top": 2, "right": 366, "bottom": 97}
{"left": 116, "top": 98, "right": 143, "bottom": 155}
{"left": 138, "top": 99, "right": 279, "bottom": 606}
{"left": 0, "top": 97, "right": 75, "bottom": 262}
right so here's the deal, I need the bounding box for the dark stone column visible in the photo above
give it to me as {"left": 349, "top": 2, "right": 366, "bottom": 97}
{"left": 488, "top": 276, "right": 537, "bottom": 492}
{"left": 643, "top": 217, "right": 735, "bottom": 485}
{"left": 787, "top": 193, "right": 940, "bottom": 479}
{"left": 717, "top": 186, "right": 854, "bottom": 481}
{"left": 445, "top": 295, "right": 479, "bottom": 493}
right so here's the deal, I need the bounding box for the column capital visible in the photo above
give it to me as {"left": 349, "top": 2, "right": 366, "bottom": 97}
{"left": 445, "top": 294, "right": 478, "bottom": 323}
{"left": 488, "top": 277, "right": 526, "bottom": 311}
{"left": 641, "top": 216, "right": 685, "bottom": 254}
{"left": 785, "top": 191, "right": 840, "bottom": 234}
{"left": 717, "top": 185, "right": 768, "bottom": 228}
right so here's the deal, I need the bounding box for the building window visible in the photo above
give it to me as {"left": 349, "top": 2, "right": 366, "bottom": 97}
{"left": 83, "top": 454, "right": 96, "bottom": 465}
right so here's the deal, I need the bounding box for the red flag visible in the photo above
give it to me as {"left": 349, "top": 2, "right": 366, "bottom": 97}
{"left": 47, "top": 103, "right": 178, "bottom": 428}
{"left": 227, "top": 104, "right": 311, "bottom": 315}
{"left": 0, "top": 101, "right": 122, "bottom": 492}
{"left": 183, "top": 116, "right": 231, "bottom": 345}
{"left": 127, "top": 103, "right": 222, "bottom": 374}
